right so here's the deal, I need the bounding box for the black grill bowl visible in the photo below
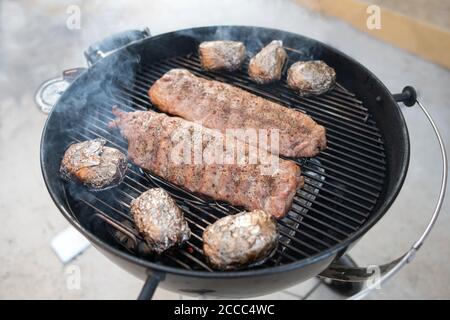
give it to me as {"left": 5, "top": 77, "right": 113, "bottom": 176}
{"left": 40, "top": 26, "right": 409, "bottom": 298}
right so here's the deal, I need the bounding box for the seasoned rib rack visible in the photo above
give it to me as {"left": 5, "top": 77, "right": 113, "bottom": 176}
{"left": 65, "top": 49, "right": 386, "bottom": 272}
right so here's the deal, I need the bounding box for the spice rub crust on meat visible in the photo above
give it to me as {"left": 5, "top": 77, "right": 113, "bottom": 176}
{"left": 109, "top": 107, "right": 303, "bottom": 219}
{"left": 149, "top": 68, "right": 327, "bottom": 158}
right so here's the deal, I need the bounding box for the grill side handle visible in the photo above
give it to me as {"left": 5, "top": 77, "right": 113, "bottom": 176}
{"left": 35, "top": 28, "right": 151, "bottom": 114}
{"left": 84, "top": 28, "right": 151, "bottom": 66}
{"left": 320, "top": 89, "right": 448, "bottom": 299}
{"left": 393, "top": 86, "right": 417, "bottom": 106}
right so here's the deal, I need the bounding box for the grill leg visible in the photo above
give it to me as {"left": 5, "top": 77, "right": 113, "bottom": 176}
{"left": 320, "top": 255, "right": 363, "bottom": 297}
{"left": 137, "top": 271, "right": 165, "bottom": 300}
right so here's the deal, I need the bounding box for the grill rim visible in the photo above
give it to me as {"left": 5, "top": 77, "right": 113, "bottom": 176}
{"left": 40, "top": 26, "right": 410, "bottom": 279}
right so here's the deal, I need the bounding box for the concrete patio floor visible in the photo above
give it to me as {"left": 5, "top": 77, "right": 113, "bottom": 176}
{"left": 0, "top": 0, "right": 449, "bottom": 299}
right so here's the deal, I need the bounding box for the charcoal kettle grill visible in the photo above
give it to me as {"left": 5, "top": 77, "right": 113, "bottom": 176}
{"left": 39, "top": 26, "right": 447, "bottom": 299}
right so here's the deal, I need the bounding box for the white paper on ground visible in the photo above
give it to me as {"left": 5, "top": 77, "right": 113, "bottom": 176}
{"left": 51, "top": 226, "right": 91, "bottom": 264}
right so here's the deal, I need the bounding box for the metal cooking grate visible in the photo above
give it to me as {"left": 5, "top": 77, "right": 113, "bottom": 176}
{"left": 65, "top": 49, "right": 386, "bottom": 272}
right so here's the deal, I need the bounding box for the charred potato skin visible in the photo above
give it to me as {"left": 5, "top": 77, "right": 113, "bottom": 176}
{"left": 248, "top": 40, "right": 288, "bottom": 84}
{"left": 131, "top": 188, "right": 191, "bottom": 254}
{"left": 199, "top": 41, "right": 246, "bottom": 72}
{"left": 60, "top": 138, "right": 127, "bottom": 191}
{"left": 203, "top": 210, "right": 278, "bottom": 270}
{"left": 287, "top": 60, "right": 336, "bottom": 96}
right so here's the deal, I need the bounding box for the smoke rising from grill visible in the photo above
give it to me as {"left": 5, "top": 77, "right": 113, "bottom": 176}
{"left": 43, "top": 25, "right": 325, "bottom": 255}
{"left": 46, "top": 33, "right": 142, "bottom": 215}
{"left": 179, "top": 25, "right": 321, "bottom": 62}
